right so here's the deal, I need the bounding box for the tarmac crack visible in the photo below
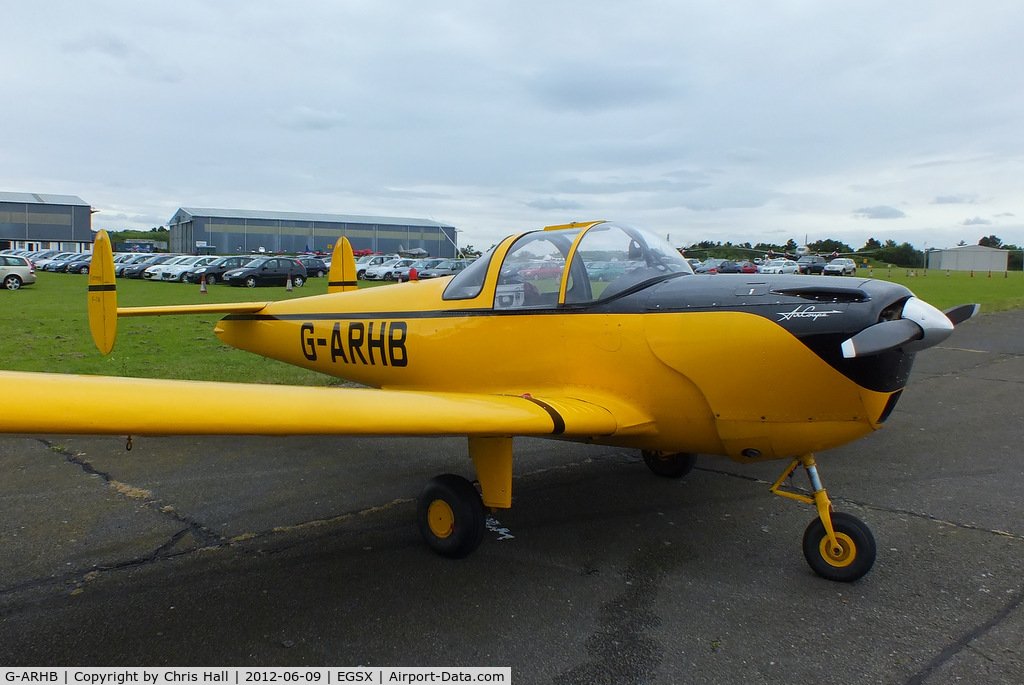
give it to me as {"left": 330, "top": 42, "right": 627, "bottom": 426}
{"left": 2, "top": 440, "right": 419, "bottom": 596}
{"left": 42, "top": 439, "right": 223, "bottom": 550}
{"left": 699, "top": 465, "right": 1024, "bottom": 542}
{"left": 903, "top": 587, "right": 1024, "bottom": 685}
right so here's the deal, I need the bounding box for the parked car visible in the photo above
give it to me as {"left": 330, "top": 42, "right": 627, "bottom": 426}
{"left": 223, "top": 257, "right": 307, "bottom": 287}
{"left": 114, "top": 253, "right": 157, "bottom": 277}
{"left": 295, "top": 256, "right": 328, "bottom": 278}
{"left": 518, "top": 262, "right": 564, "bottom": 280}
{"left": 760, "top": 258, "right": 800, "bottom": 274}
{"left": 797, "top": 255, "right": 827, "bottom": 274}
{"left": 355, "top": 254, "right": 400, "bottom": 279}
{"left": 716, "top": 260, "right": 744, "bottom": 274}
{"left": 586, "top": 261, "right": 636, "bottom": 282}
{"left": 738, "top": 261, "right": 759, "bottom": 274}
{"left": 158, "top": 255, "right": 218, "bottom": 282}
{"left": 33, "top": 252, "right": 78, "bottom": 271}
{"left": 694, "top": 258, "right": 728, "bottom": 274}
{"left": 63, "top": 254, "right": 95, "bottom": 274}
{"left": 186, "top": 255, "right": 254, "bottom": 284}
{"left": 1, "top": 255, "right": 36, "bottom": 290}
{"left": 823, "top": 258, "right": 857, "bottom": 276}
{"left": 363, "top": 258, "right": 415, "bottom": 281}
{"left": 25, "top": 249, "right": 61, "bottom": 265}
{"left": 142, "top": 255, "right": 192, "bottom": 280}
{"left": 390, "top": 258, "right": 442, "bottom": 281}
{"left": 418, "top": 259, "right": 473, "bottom": 279}
{"left": 122, "top": 254, "right": 179, "bottom": 279}
{"left": 46, "top": 253, "right": 91, "bottom": 272}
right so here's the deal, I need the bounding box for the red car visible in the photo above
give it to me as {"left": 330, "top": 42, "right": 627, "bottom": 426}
{"left": 518, "top": 264, "right": 563, "bottom": 280}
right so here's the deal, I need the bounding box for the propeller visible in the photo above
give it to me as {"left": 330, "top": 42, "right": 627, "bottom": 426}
{"left": 841, "top": 297, "right": 968, "bottom": 359}
{"left": 944, "top": 303, "right": 980, "bottom": 326}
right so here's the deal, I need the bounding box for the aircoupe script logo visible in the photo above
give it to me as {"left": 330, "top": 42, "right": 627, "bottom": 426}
{"left": 777, "top": 305, "right": 843, "bottom": 322}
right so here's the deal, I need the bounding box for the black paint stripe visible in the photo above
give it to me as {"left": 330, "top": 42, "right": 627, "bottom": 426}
{"left": 520, "top": 396, "right": 566, "bottom": 435}
{"left": 328, "top": 280, "right": 358, "bottom": 287}
{"left": 222, "top": 307, "right": 572, "bottom": 322}
{"left": 87, "top": 284, "right": 117, "bottom": 292}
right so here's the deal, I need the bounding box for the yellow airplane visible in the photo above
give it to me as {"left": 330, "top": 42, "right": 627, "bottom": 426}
{"left": 0, "top": 221, "right": 977, "bottom": 582}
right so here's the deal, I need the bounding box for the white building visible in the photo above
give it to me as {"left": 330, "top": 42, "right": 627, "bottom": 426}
{"left": 926, "top": 245, "right": 1008, "bottom": 272}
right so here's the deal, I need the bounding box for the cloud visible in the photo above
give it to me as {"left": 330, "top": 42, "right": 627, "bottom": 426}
{"left": 853, "top": 206, "right": 907, "bottom": 220}
{"left": 524, "top": 197, "right": 582, "bottom": 211}
{"left": 526, "top": 62, "right": 679, "bottom": 113}
{"left": 278, "top": 106, "right": 348, "bottom": 131}
{"left": 932, "top": 194, "right": 979, "bottom": 204}
{"left": 962, "top": 217, "right": 992, "bottom": 225}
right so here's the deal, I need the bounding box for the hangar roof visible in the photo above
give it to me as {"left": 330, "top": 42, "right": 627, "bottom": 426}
{"left": 172, "top": 207, "right": 455, "bottom": 229}
{"left": 0, "top": 191, "right": 89, "bottom": 206}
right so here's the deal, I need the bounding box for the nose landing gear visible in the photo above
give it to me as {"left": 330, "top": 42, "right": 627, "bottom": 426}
{"left": 771, "top": 454, "right": 876, "bottom": 582}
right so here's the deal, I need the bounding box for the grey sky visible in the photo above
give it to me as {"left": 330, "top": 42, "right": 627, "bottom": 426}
{"left": 3, "top": 1, "right": 1022, "bottom": 250}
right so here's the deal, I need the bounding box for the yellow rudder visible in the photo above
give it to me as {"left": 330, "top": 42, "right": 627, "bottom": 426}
{"left": 87, "top": 230, "right": 118, "bottom": 354}
{"left": 327, "top": 236, "right": 358, "bottom": 293}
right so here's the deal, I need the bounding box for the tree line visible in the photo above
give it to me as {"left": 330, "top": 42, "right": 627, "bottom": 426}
{"left": 682, "top": 235, "right": 1022, "bottom": 270}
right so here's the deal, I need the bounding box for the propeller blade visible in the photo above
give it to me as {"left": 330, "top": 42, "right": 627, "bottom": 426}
{"left": 944, "top": 303, "right": 980, "bottom": 326}
{"left": 841, "top": 319, "right": 921, "bottom": 359}
{"left": 841, "top": 296, "right": 957, "bottom": 358}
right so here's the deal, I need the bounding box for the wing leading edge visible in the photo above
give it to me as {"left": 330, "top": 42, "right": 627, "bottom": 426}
{"left": 0, "top": 370, "right": 622, "bottom": 439}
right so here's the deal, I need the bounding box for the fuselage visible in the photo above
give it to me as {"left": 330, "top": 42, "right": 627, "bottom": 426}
{"left": 215, "top": 229, "right": 919, "bottom": 463}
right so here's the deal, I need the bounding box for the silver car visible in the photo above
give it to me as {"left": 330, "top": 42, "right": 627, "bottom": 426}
{"left": 1, "top": 255, "right": 37, "bottom": 290}
{"left": 823, "top": 258, "right": 857, "bottom": 276}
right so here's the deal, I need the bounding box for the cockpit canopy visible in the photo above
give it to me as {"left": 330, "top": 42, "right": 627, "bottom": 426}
{"left": 443, "top": 221, "right": 692, "bottom": 307}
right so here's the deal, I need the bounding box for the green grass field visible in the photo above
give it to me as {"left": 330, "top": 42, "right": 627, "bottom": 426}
{"left": 2, "top": 269, "right": 1020, "bottom": 385}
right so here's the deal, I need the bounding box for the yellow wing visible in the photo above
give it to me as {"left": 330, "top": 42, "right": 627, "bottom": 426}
{"left": 0, "top": 370, "right": 620, "bottom": 439}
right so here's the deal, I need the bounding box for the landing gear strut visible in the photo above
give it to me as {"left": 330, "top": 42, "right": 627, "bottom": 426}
{"left": 771, "top": 454, "right": 876, "bottom": 582}
{"left": 416, "top": 437, "right": 513, "bottom": 559}
{"left": 641, "top": 450, "right": 698, "bottom": 478}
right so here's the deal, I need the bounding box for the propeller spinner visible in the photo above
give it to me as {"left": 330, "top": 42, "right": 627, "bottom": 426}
{"left": 840, "top": 297, "right": 971, "bottom": 359}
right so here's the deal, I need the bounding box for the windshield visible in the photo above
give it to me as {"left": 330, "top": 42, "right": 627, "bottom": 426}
{"left": 444, "top": 221, "right": 691, "bottom": 306}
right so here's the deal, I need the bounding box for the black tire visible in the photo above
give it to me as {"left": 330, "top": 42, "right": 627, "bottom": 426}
{"left": 80, "top": 266, "right": 90, "bottom": 275}
{"left": 315, "top": 270, "right": 325, "bottom": 278}
{"left": 802, "top": 512, "right": 876, "bottom": 582}
{"left": 292, "top": 275, "right": 305, "bottom": 288}
{"left": 3, "top": 275, "right": 22, "bottom": 290}
{"left": 641, "top": 450, "right": 698, "bottom": 478}
{"left": 357, "top": 269, "right": 366, "bottom": 279}
{"left": 417, "top": 474, "right": 486, "bottom": 558}
{"left": 244, "top": 276, "right": 258, "bottom": 288}
{"left": 205, "top": 274, "right": 216, "bottom": 285}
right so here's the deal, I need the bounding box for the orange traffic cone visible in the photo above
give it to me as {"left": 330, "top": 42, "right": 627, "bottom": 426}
{"left": 200, "top": 275, "right": 207, "bottom": 294}
{"left": 286, "top": 275, "right": 293, "bottom": 291}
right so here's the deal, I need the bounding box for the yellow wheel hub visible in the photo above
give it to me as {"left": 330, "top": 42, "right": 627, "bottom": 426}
{"left": 427, "top": 499, "right": 455, "bottom": 539}
{"left": 819, "top": 532, "right": 856, "bottom": 568}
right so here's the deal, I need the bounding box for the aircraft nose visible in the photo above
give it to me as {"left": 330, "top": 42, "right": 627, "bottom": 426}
{"left": 840, "top": 296, "right": 954, "bottom": 359}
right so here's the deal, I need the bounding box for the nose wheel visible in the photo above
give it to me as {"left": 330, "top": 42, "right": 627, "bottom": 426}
{"left": 771, "top": 454, "right": 877, "bottom": 582}
{"left": 802, "top": 511, "right": 876, "bottom": 582}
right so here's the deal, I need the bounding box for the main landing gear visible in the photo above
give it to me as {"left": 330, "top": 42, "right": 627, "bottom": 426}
{"left": 416, "top": 437, "right": 513, "bottom": 559}
{"left": 641, "top": 450, "right": 698, "bottom": 478}
{"left": 417, "top": 474, "right": 486, "bottom": 558}
{"left": 771, "top": 454, "right": 876, "bottom": 582}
